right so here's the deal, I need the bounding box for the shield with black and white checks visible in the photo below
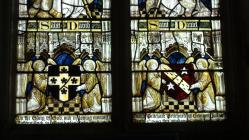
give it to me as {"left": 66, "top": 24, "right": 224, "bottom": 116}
{"left": 48, "top": 65, "right": 81, "bottom": 102}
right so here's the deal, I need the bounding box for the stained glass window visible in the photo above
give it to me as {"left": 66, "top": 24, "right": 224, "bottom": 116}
{"left": 16, "top": 0, "right": 112, "bottom": 124}
{"left": 131, "top": 0, "right": 226, "bottom": 123}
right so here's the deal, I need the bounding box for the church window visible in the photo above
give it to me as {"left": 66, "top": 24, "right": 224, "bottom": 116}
{"left": 130, "top": 0, "right": 226, "bottom": 123}
{"left": 15, "top": 0, "right": 112, "bottom": 124}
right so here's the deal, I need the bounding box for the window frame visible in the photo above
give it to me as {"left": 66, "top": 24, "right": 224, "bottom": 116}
{"left": 0, "top": 0, "right": 248, "bottom": 139}
{"left": 125, "top": 0, "right": 236, "bottom": 131}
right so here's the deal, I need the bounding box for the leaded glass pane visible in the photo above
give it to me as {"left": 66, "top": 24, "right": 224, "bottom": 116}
{"left": 131, "top": 0, "right": 226, "bottom": 123}
{"left": 130, "top": 0, "right": 219, "bottom": 18}
{"left": 16, "top": 0, "right": 112, "bottom": 124}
